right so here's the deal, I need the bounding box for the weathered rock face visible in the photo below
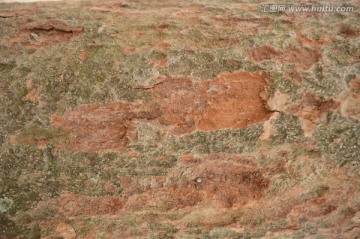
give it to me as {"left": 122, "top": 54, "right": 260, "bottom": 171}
{"left": 0, "top": 0, "right": 359, "bottom": 238}
{"left": 3, "top": 20, "right": 84, "bottom": 48}
{"left": 178, "top": 154, "right": 270, "bottom": 208}
{"left": 49, "top": 71, "right": 271, "bottom": 151}
{"left": 247, "top": 46, "right": 321, "bottom": 70}
{"left": 51, "top": 102, "right": 158, "bottom": 152}
{"left": 151, "top": 71, "right": 271, "bottom": 133}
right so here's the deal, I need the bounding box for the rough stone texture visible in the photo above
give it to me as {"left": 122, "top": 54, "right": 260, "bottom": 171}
{"left": 0, "top": 0, "right": 359, "bottom": 238}
{"left": 4, "top": 19, "right": 84, "bottom": 48}
{"left": 150, "top": 71, "right": 271, "bottom": 134}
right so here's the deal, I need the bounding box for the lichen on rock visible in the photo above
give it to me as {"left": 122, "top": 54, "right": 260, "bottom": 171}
{"left": 0, "top": 0, "right": 359, "bottom": 238}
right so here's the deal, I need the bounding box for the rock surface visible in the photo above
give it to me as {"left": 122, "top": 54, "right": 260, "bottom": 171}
{"left": 0, "top": 0, "right": 359, "bottom": 238}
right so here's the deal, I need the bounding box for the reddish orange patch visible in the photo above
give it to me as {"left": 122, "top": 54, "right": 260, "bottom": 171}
{"left": 295, "top": 31, "right": 328, "bottom": 47}
{"left": 53, "top": 71, "right": 270, "bottom": 151}
{"left": 125, "top": 154, "right": 270, "bottom": 209}
{"left": 149, "top": 57, "right": 168, "bottom": 68}
{"left": 286, "top": 93, "right": 339, "bottom": 123}
{"left": 155, "top": 23, "right": 170, "bottom": 31}
{"left": 151, "top": 71, "right": 271, "bottom": 134}
{"left": 24, "top": 91, "right": 38, "bottom": 103}
{"left": 123, "top": 47, "right": 136, "bottom": 54}
{"left": 154, "top": 42, "right": 171, "bottom": 53}
{"left": 79, "top": 52, "right": 89, "bottom": 60}
{"left": 282, "top": 47, "right": 321, "bottom": 70}
{"left": 349, "top": 78, "right": 360, "bottom": 89}
{"left": 286, "top": 92, "right": 340, "bottom": 136}
{"left": 52, "top": 102, "right": 159, "bottom": 152}
{"left": 4, "top": 20, "right": 84, "bottom": 48}
{"left": 247, "top": 46, "right": 321, "bottom": 70}
{"left": 247, "top": 46, "right": 279, "bottom": 61}
{"left": 185, "top": 154, "right": 269, "bottom": 208}
{"left": 59, "top": 194, "right": 125, "bottom": 217}
{"left": 339, "top": 25, "right": 359, "bottom": 38}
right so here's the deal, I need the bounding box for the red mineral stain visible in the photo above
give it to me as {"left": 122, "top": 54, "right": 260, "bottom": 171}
{"left": 52, "top": 71, "right": 271, "bottom": 151}
{"left": 125, "top": 154, "right": 270, "bottom": 209}
{"left": 149, "top": 57, "right": 168, "bottom": 68}
{"left": 295, "top": 31, "right": 328, "bottom": 47}
{"left": 184, "top": 154, "right": 270, "bottom": 208}
{"left": 286, "top": 92, "right": 340, "bottom": 137}
{"left": 123, "top": 47, "right": 136, "bottom": 54}
{"left": 4, "top": 20, "right": 84, "bottom": 48}
{"left": 151, "top": 71, "right": 271, "bottom": 134}
{"left": 247, "top": 46, "right": 279, "bottom": 61}
{"left": 59, "top": 194, "right": 125, "bottom": 217}
{"left": 154, "top": 42, "right": 172, "bottom": 53}
{"left": 156, "top": 23, "right": 170, "bottom": 31}
{"left": 52, "top": 102, "right": 159, "bottom": 152}
{"left": 247, "top": 46, "right": 321, "bottom": 70}
{"left": 339, "top": 25, "right": 359, "bottom": 38}
{"left": 282, "top": 47, "right": 321, "bottom": 70}
{"left": 24, "top": 91, "right": 38, "bottom": 103}
{"left": 79, "top": 52, "right": 89, "bottom": 60}
{"left": 349, "top": 78, "right": 360, "bottom": 89}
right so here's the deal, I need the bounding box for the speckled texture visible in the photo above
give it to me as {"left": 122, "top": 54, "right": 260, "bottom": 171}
{"left": 0, "top": 0, "right": 359, "bottom": 238}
